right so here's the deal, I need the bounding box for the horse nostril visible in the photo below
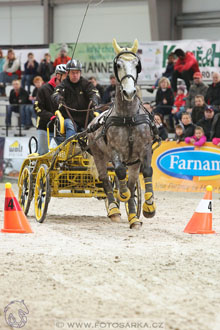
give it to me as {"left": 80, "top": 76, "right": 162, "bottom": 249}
{"left": 123, "top": 90, "right": 128, "bottom": 97}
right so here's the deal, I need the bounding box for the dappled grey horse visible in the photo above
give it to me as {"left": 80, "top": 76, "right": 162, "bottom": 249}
{"left": 88, "top": 39, "right": 156, "bottom": 229}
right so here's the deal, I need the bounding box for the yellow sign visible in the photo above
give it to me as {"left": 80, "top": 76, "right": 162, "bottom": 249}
{"left": 152, "top": 142, "right": 220, "bottom": 193}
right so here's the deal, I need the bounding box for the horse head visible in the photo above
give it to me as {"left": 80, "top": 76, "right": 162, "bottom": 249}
{"left": 113, "top": 38, "right": 142, "bottom": 102}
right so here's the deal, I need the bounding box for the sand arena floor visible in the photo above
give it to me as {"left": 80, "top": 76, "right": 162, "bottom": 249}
{"left": 0, "top": 183, "right": 220, "bottom": 330}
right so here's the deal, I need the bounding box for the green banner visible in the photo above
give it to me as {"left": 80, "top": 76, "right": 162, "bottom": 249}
{"left": 49, "top": 42, "right": 129, "bottom": 84}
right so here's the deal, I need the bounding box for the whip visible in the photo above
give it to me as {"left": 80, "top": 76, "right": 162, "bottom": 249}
{"left": 71, "top": 0, "right": 104, "bottom": 60}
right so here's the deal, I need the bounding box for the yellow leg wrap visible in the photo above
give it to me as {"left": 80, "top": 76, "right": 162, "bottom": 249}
{"left": 143, "top": 201, "right": 156, "bottom": 213}
{"left": 143, "top": 192, "right": 156, "bottom": 214}
{"left": 128, "top": 213, "right": 142, "bottom": 228}
{"left": 108, "top": 202, "right": 121, "bottom": 218}
{"left": 145, "top": 192, "right": 153, "bottom": 201}
{"left": 117, "top": 188, "right": 131, "bottom": 202}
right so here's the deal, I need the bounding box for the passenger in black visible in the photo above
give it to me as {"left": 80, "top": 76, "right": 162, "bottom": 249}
{"left": 34, "top": 64, "right": 67, "bottom": 155}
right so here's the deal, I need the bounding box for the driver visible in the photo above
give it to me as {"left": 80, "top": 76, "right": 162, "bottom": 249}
{"left": 51, "top": 59, "right": 100, "bottom": 139}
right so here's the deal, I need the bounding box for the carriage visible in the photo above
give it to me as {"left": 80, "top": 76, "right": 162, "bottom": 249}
{"left": 17, "top": 118, "right": 142, "bottom": 223}
{"left": 18, "top": 38, "right": 159, "bottom": 228}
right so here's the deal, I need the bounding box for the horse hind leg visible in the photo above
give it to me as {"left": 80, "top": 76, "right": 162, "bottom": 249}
{"left": 127, "top": 164, "right": 142, "bottom": 229}
{"left": 141, "top": 159, "right": 156, "bottom": 218}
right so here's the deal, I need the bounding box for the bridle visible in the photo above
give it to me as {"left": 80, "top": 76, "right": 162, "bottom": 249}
{"left": 113, "top": 51, "right": 142, "bottom": 85}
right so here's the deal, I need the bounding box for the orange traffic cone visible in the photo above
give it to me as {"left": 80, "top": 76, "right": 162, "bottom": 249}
{"left": 1, "top": 182, "right": 33, "bottom": 234}
{"left": 184, "top": 185, "right": 215, "bottom": 234}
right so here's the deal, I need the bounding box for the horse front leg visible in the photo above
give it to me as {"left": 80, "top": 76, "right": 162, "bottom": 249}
{"left": 127, "top": 163, "right": 142, "bottom": 229}
{"left": 90, "top": 146, "right": 121, "bottom": 222}
{"left": 112, "top": 154, "right": 131, "bottom": 202}
{"left": 141, "top": 151, "right": 156, "bottom": 218}
{"left": 102, "top": 176, "right": 121, "bottom": 222}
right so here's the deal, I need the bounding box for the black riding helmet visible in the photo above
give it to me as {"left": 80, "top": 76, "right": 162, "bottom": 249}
{"left": 66, "top": 59, "right": 82, "bottom": 71}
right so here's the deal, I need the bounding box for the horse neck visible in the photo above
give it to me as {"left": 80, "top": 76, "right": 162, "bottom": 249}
{"left": 114, "top": 84, "right": 139, "bottom": 117}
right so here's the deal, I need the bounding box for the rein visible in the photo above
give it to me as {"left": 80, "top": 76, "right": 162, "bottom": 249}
{"left": 61, "top": 102, "right": 112, "bottom": 113}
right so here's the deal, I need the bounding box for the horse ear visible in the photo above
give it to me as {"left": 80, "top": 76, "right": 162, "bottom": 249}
{"left": 131, "top": 39, "right": 139, "bottom": 54}
{"left": 113, "top": 38, "right": 122, "bottom": 54}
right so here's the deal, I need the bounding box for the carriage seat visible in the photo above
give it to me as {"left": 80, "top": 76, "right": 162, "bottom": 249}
{"left": 54, "top": 110, "right": 100, "bottom": 136}
{"left": 55, "top": 110, "right": 65, "bottom": 135}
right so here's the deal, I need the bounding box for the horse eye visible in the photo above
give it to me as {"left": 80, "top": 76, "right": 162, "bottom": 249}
{"left": 117, "top": 63, "right": 121, "bottom": 69}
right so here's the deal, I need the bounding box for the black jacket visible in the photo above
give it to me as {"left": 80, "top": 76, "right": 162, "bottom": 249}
{"left": 9, "top": 88, "right": 30, "bottom": 105}
{"left": 191, "top": 105, "right": 207, "bottom": 124}
{"left": 157, "top": 125, "right": 168, "bottom": 140}
{"left": 182, "top": 123, "right": 195, "bottom": 138}
{"left": 38, "top": 60, "right": 54, "bottom": 82}
{"left": 174, "top": 133, "right": 185, "bottom": 142}
{"left": 52, "top": 76, "right": 100, "bottom": 128}
{"left": 34, "top": 76, "right": 57, "bottom": 131}
{"left": 156, "top": 88, "right": 174, "bottom": 107}
{"left": 210, "top": 114, "right": 220, "bottom": 140}
{"left": 205, "top": 82, "right": 220, "bottom": 106}
{"left": 197, "top": 117, "right": 214, "bottom": 141}
{"left": 102, "top": 85, "right": 116, "bottom": 104}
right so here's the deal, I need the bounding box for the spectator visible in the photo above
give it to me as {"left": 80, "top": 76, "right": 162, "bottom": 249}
{"left": 6, "top": 79, "right": 32, "bottom": 129}
{"left": 185, "top": 72, "right": 208, "bottom": 111}
{"left": 171, "top": 85, "right": 186, "bottom": 124}
{"left": 154, "top": 113, "right": 168, "bottom": 140}
{"left": 205, "top": 72, "right": 220, "bottom": 110}
{"left": 53, "top": 44, "right": 71, "bottom": 67}
{"left": 102, "top": 74, "right": 116, "bottom": 104}
{"left": 29, "top": 76, "right": 44, "bottom": 103}
{"left": 0, "top": 49, "right": 5, "bottom": 73}
{"left": 191, "top": 95, "right": 207, "bottom": 124}
{"left": 37, "top": 53, "right": 54, "bottom": 82}
{"left": 155, "top": 77, "right": 174, "bottom": 131}
{"left": 0, "top": 49, "right": 20, "bottom": 96}
{"left": 174, "top": 124, "right": 185, "bottom": 143}
{"left": 180, "top": 112, "right": 195, "bottom": 138}
{"left": 185, "top": 126, "right": 207, "bottom": 147}
{"left": 88, "top": 76, "right": 104, "bottom": 102}
{"left": 21, "top": 52, "right": 39, "bottom": 94}
{"left": 147, "top": 52, "right": 175, "bottom": 93}
{"left": 197, "top": 106, "right": 215, "bottom": 141}
{"left": 26, "top": 76, "right": 44, "bottom": 126}
{"left": 210, "top": 112, "right": 220, "bottom": 146}
{"left": 171, "top": 48, "right": 200, "bottom": 93}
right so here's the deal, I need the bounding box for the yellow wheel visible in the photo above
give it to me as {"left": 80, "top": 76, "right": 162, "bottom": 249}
{"left": 18, "top": 165, "right": 33, "bottom": 215}
{"left": 34, "top": 164, "right": 50, "bottom": 223}
{"left": 125, "top": 179, "right": 142, "bottom": 218}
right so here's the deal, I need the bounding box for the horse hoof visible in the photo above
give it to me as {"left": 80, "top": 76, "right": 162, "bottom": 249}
{"left": 130, "top": 221, "right": 142, "bottom": 230}
{"left": 143, "top": 210, "right": 156, "bottom": 218}
{"left": 110, "top": 214, "right": 121, "bottom": 223}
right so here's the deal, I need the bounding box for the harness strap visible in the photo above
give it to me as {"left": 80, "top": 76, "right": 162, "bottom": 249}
{"left": 104, "top": 114, "right": 151, "bottom": 132}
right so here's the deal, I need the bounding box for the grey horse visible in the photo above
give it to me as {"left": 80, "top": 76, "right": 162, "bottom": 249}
{"left": 87, "top": 39, "right": 156, "bottom": 229}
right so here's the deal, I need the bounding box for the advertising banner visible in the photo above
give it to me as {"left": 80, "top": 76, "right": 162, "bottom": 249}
{"left": 139, "top": 39, "right": 220, "bottom": 83}
{"left": 49, "top": 40, "right": 220, "bottom": 84}
{"left": 152, "top": 142, "right": 220, "bottom": 193}
{"left": 3, "top": 137, "right": 30, "bottom": 178}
